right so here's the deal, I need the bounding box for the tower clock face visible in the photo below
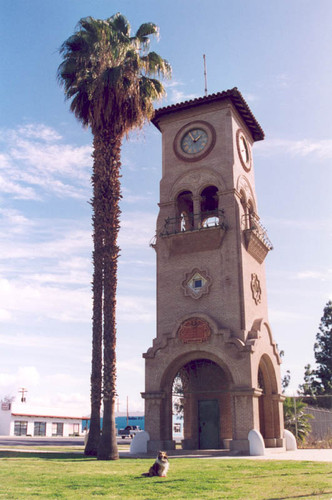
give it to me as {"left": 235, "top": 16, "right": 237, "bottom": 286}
{"left": 239, "top": 136, "right": 249, "bottom": 163}
{"left": 174, "top": 120, "right": 216, "bottom": 162}
{"left": 181, "top": 128, "right": 208, "bottom": 154}
{"left": 236, "top": 129, "right": 252, "bottom": 171}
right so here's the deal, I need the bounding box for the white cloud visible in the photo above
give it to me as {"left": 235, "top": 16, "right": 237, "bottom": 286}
{"left": 117, "top": 295, "right": 156, "bottom": 323}
{"left": 0, "top": 225, "right": 91, "bottom": 261}
{"left": 0, "top": 278, "right": 91, "bottom": 324}
{"left": 50, "top": 391, "right": 89, "bottom": 408}
{"left": 269, "top": 308, "right": 312, "bottom": 323}
{"left": 0, "top": 173, "right": 37, "bottom": 199}
{"left": 165, "top": 80, "right": 199, "bottom": 104}
{"left": 0, "top": 332, "right": 87, "bottom": 349}
{"left": 17, "top": 124, "right": 62, "bottom": 142}
{"left": 295, "top": 269, "right": 332, "bottom": 281}
{"left": 255, "top": 137, "right": 332, "bottom": 160}
{"left": 0, "top": 123, "right": 92, "bottom": 200}
{"left": 0, "top": 153, "right": 11, "bottom": 168}
{"left": 119, "top": 211, "right": 156, "bottom": 248}
{"left": 275, "top": 73, "right": 291, "bottom": 89}
{"left": 0, "top": 309, "right": 11, "bottom": 321}
{"left": 0, "top": 208, "right": 33, "bottom": 233}
{"left": 0, "top": 366, "right": 90, "bottom": 413}
{"left": 170, "top": 89, "right": 199, "bottom": 103}
{"left": 0, "top": 366, "right": 40, "bottom": 395}
{"left": 117, "top": 359, "right": 144, "bottom": 375}
{"left": 0, "top": 207, "right": 157, "bottom": 328}
{"left": 264, "top": 216, "right": 332, "bottom": 234}
{"left": 244, "top": 93, "right": 259, "bottom": 102}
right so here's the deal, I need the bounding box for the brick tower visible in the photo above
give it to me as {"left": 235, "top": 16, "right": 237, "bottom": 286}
{"left": 142, "top": 88, "right": 285, "bottom": 453}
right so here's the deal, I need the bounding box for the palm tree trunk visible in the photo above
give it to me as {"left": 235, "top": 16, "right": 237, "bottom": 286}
{"left": 95, "top": 131, "right": 121, "bottom": 460}
{"left": 84, "top": 162, "right": 104, "bottom": 455}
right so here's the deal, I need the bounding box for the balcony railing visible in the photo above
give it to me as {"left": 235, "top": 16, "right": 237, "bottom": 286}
{"left": 160, "top": 210, "right": 227, "bottom": 237}
{"left": 242, "top": 213, "right": 273, "bottom": 251}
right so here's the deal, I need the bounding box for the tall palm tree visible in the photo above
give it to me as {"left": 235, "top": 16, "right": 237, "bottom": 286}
{"left": 58, "top": 13, "right": 170, "bottom": 460}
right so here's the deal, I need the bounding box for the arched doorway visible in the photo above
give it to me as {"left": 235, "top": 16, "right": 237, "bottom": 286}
{"left": 258, "top": 355, "right": 281, "bottom": 447}
{"left": 171, "top": 359, "right": 232, "bottom": 449}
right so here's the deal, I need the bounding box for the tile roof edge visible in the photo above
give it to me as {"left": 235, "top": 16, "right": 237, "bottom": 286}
{"left": 152, "top": 87, "right": 264, "bottom": 141}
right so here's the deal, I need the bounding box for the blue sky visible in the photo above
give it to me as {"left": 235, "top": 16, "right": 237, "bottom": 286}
{"left": 0, "top": 0, "right": 331, "bottom": 414}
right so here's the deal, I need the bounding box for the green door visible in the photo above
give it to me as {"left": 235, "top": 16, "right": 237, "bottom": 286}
{"left": 198, "top": 399, "right": 220, "bottom": 449}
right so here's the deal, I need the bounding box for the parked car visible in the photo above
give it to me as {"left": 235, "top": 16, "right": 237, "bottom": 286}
{"left": 118, "top": 425, "right": 142, "bottom": 439}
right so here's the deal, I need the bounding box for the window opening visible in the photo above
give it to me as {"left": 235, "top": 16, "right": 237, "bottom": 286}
{"left": 14, "top": 420, "right": 28, "bottom": 436}
{"left": 188, "top": 273, "right": 207, "bottom": 294}
{"left": 34, "top": 421, "right": 46, "bottom": 436}
{"left": 200, "top": 186, "right": 219, "bottom": 227}
{"left": 200, "top": 186, "right": 218, "bottom": 212}
{"left": 52, "top": 422, "right": 64, "bottom": 436}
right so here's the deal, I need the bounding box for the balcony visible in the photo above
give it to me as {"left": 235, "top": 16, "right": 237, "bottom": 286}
{"left": 160, "top": 210, "right": 227, "bottom": 236}
{"left": 159, "top": 210, "right": 227, "bottom": 256}
{"left": 243, "top": 214, "right": 273, "bottom": 264}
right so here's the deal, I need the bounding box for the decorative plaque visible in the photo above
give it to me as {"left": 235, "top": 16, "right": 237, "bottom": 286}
{"left": 178, "top": 317, "right": 211, "bottom": 344}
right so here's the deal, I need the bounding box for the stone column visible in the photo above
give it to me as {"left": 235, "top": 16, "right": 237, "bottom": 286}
{"left": 262, "top": 394, "right": 276, "bottom": 447}
{"left": 230, "top": 388, "right": 261, "bottom": 453}
{"left": 142, "top": 391, "right": 175, "bottom": 451}
{"left": 273, "top": 394, "right": 286, "bottom": 447}
{"left": 192, "top": 195, "right": 201, "bottom": 229}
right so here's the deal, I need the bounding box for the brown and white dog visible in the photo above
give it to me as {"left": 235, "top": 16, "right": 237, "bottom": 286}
{"left": 143, "top": 451, "right": 169, "bottom": 477}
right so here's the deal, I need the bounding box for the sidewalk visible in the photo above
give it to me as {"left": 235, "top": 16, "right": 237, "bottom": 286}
{"left": 0, "top": 444, "right": 331, "bottom": 462}
{"left": 127, "top": 448, "right": 332, "bottom": 462}
{"left": 232, "top": 448, "right": 332, "bottom": 462}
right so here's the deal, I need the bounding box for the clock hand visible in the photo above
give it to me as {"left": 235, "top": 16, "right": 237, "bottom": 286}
{"left": 194, "top": 135, "right": 201, "bottom": 142}
{"left": 189, "top": 132, "right": 195, "bottom": 141}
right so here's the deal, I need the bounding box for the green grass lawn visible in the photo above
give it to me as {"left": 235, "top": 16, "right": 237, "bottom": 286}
{"left": 0, "top": 450, "right": 331, "bottom": 499}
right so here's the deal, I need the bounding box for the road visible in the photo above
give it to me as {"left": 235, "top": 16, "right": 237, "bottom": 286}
{"left": 0, "top": 436, "right": 132, "bottom": 447}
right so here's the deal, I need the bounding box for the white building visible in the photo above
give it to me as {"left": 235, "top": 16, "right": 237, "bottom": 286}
{"left": 0, "top": 401, "right": 83, "bottom": 437}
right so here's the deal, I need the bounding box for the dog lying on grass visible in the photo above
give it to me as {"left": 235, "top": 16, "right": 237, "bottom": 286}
{"left": 142, "top": 451, "right": 169, "bottom": 477}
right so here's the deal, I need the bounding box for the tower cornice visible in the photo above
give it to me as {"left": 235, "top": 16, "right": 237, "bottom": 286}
{"left": 152, "top": 88, "right": 264, "bottom": 142}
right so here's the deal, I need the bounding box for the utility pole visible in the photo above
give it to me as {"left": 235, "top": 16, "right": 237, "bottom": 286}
{"left": 293, "top": 396, "right": 298, "bottom": 441}
{"left": 203, "top": 54, "right": 208, "bottom": 97}
{"left": 19, "top": 387, "right": 28, "bottom": 403}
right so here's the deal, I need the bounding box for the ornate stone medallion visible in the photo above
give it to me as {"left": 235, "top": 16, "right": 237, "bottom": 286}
{"left": 251, "top": 273, "right": 262, "bottom": 304}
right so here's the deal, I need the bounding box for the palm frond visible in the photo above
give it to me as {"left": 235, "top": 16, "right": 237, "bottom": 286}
{"left": 135, "top": 22, "right": 159, "bottom": 42}
{"left": 139, "top": 76, "right": 165, "bottom": 102}
{"left": 108, "top": 12, "right": 130, "bottom": 37}
{"left": 141, "top": 51, "right": 171, "bottom": 78}
{"left": 77, "top": 16, "right": 99, "bottom": 35}
{"left": 58, "top": 13, "right": 171, "bottom": 133}
{"left": 102, "top": 66, "right": 123, "bottom": 87}
{"left": 70, "top": 90, "right": 91, "bottom": 127}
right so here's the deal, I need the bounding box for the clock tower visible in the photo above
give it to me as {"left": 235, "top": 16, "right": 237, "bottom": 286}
{"left": 142, "top": 88, "right": 285, "bottom": 454}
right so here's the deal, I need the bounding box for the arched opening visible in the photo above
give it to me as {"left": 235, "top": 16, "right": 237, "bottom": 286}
{"left": 239, "top": 189, "right": 248, "bottom": 229}
{"left": 176, "top": 190, "right": 193, "bottom": 231}
{"left": 171, "top": 359, "right": 232, "bottom": 449}
{"left": 247, "top": 200, "right": 255, "bottom": 229}
{"left": 200, "top": 186, "right": 219, "bottom": 227}
{"left": 258, "top": 366, "right": 266, "bottom": 438}
{"left": 258, "top": 355, "right": 280, "bottom": 447}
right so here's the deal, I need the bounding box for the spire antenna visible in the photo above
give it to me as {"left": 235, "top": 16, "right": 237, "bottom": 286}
{"left": 203, "top": 54, "right": 208, "bottom": 97}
